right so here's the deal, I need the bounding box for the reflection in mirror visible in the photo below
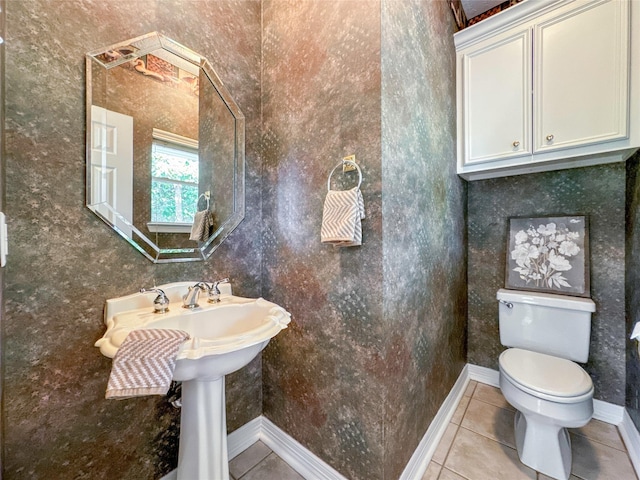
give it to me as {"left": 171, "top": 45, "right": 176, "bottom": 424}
{"left": 86, "top": 32, "right": 245, "bottom": 262}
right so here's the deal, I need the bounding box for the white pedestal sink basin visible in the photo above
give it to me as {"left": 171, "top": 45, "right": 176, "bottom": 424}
{"left": 95, "top": 282, "right": 291, "bottom": 480}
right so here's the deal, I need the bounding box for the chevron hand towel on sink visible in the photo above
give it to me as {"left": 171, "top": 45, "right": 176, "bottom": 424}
{"left": 321, "top": 187, "right": 365, "bottom": 247}
{"left": 105, "top": 328, "right": 189, "bottom": 399}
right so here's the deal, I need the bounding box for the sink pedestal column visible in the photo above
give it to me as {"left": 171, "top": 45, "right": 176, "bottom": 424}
{"left": 177, "top": 377, "right": 229, "bottom": 480}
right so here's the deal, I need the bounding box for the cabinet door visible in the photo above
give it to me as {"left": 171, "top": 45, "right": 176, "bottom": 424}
{"left": 534, "top": 0, "right": 629, "bottom": 153}
{"left": 461, "top": 28, "right": 531, "bottom": 166}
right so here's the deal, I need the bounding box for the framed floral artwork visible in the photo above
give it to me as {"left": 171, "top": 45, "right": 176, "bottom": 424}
{"left": 506, "top": 216, "right": 589, "bottom": 297}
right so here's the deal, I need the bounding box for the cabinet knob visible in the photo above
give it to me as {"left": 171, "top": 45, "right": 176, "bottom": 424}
{"left": 512, "top": 141, "right": 520, "bottom": 148}
{"left": 546, "top": 134, "right": 554, "bottom": 142}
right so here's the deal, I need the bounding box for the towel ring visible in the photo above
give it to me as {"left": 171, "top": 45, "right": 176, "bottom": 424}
{"left": 327, "top": 160, "right": 363, "bottom": 192}
{"left": 197, "top": 191, "right": 210, "bottom": 211}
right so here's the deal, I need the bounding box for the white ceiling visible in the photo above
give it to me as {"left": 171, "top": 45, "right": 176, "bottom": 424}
{"left": 460, "top": 0, "right": 506, "bottom": 19}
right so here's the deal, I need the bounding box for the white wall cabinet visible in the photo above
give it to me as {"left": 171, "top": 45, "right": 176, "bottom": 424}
{"left": 455, "top": 0, "right": 639, "bottom": 180}
{"left": 462, "top": 27, "right": 531, "bottom": 165}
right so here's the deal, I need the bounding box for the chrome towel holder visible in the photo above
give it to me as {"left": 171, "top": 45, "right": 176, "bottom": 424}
{"left": 327, "top": 159, "right": 363, "bottom": 191}
{"left": 197, "top": 191, "right": 211, "bottom": 211}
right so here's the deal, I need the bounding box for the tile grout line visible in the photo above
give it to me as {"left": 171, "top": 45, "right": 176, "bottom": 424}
{"left": 236, "top": 452, "right": 277, "bottom": 480}
{"left": 442, "top": 385, "right": 522, "bottom": 480}
{"left": 467, "top": 390, "right": 632, "bottom": 462}
{"left": 568, "top": 429, "right": 629, "bottom": 454}
{"left": 463, "top": 384, "right": 636, "bottom": 480}
{"left": 231, "top": 442, "right": 274, "bottom": 480}
{"left": 458, "top": 423, "right": 520, "bottom": 452}
{"left": 438, "top": 464, "right": 473, "bottom": 480}
{"left": 454, "top": 391, "right": 474, "bottom": 424}
{"left": 459, "top": 396, "right": 520, "bottom": 451}
{"left": 468, "top": 393, "right": 515, "bottom": 413}
{"left": 470, "top": 387, "right": 630, "bottom": 456}
{"left": 437, "top": 422, "right": 461, "bottom": 473}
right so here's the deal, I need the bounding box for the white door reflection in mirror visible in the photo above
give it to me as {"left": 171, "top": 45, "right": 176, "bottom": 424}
{"left": 90, "top": 105, "right": 133, "bottom": 238}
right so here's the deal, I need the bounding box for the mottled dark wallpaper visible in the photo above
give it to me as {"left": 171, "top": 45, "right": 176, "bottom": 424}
{"left": 381, "top": 1, "right": 466, "bottom": 477}
{"left": 6, "top": 1, "right": 465, "bottom": 478}
{"left": 626, "top": 151, "right": 640, "bottom": 429}
{"left": 261, "top": 2, "right": 385, "bottom": 477}
{"left": 261, "top": 1, "right": 465, "bottom": 479}
{"left": 468, "top": 164, "right": 626, "bottom": 405}
{"left": 4, "top": 1, "right": 261, "bottom": 478}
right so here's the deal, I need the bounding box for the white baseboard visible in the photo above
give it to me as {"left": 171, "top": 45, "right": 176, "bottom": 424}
{"left": 399, "top": 364, "right": 470, "bottom": 480}
{"left": 467, "top": 363, "right": 500, "bottom": 387}
{"left": 228, "top": 416, "right": 262, "bottom": 460}
{"left": 260, "top": 416, "right": 347, "bottom": 480}
{"left": 619, "top": 409, "right": 640, "bottom": 476}
{"left": 593, "top": 398, "right": 625, "bottom": 425}
{"left": 160, "top": 362, "right": 640, "bottom": 480}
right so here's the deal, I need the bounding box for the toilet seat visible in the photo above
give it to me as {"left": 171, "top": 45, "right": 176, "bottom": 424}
{"left": 499, "top": 348, "right": 593, "bottom": 403}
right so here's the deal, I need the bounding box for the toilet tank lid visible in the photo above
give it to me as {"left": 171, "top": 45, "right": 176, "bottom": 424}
{"left": 497, "top": 289, "right": 595, "bottom": 312}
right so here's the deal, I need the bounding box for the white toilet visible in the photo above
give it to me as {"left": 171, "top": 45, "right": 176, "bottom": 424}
{"left": 497, "top": 288, "right": 596, "bottom": 480}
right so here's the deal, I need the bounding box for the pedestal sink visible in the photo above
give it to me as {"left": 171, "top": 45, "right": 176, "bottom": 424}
{"left": 95, "top": 282, "right": 291, "bottom": 480}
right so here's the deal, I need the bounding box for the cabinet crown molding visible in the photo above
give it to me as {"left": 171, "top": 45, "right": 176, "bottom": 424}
{"left": 455, "top": 0, "right": 571, "bottom": 50}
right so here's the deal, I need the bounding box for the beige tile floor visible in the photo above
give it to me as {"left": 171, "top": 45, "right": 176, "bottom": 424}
{"left": 229, "top": 441, "right": 303, "bottom": 480}
{"left": 228, "top": 381, "right": 638, "bottom": 480}
{"left": 426, "top": 381, "right": 637, "bottom": 480}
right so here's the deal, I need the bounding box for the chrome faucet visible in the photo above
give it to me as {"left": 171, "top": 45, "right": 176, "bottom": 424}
{"left": 182, "top": 282, "right": 208, "bottom": 309}
{"left": 207, "top": 278, "right": 230, "bottom": 303}
{"left": 182, "top": 278, "right": 230, "bottom": 308}
{"left": 140, "top": 287, "right": 170, "bottom": 313}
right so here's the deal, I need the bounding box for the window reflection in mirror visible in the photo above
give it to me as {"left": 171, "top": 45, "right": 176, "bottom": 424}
{"left": 149, "top": 130, "right": 199, "bottom": 233}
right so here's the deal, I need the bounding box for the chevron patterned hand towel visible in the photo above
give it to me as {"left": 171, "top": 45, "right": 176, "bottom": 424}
{"left": 190, "top": 210, "right": 214, "bottom": 242}
{"left": 321, "top": 187, "right": 365, "bottom": 247}
{"left": 106, "top": 329, "right": 189, "bottom": 399}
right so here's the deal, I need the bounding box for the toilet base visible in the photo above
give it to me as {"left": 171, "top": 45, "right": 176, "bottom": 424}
{"left": 514, "top": 410, "right": 571, "bottom": 480}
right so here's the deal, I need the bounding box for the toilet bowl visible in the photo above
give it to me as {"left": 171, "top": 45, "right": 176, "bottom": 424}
{"left": 496, "top": 288, "right": 596, "bottom": 479}
{"left": 499, "top": 348, "right": 594, "bottom": 480}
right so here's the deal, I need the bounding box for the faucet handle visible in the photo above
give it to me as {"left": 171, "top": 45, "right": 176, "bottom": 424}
{"left": 212, "top": 278, "right": 230, "bottom": 292}
{"left": 208, "top": 278, "right": 230, "bottom": 303}
{"left": 140, "top": 288, "right": 170, "bottom": 313}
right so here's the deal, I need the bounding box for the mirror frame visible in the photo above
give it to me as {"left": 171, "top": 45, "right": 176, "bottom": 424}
{"left": 85, "top": 32, "right": 245, "bottom": 263}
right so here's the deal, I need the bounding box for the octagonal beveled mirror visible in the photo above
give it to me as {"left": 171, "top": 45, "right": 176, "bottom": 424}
{"left": 86, "top": 32, "right": 245, "bottom": 262}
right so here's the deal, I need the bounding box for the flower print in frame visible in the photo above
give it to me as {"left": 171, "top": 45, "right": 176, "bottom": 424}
{"left": 506, "top": 216, "right": 589, "bottom": 297}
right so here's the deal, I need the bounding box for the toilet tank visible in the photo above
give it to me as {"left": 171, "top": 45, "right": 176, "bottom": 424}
{"left": 497, "top": 289, "right": 596, "bottom": 363}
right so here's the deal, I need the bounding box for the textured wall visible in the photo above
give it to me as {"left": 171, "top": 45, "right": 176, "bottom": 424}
{"left": 7, "top": 1, "right": 467, "bottom": 478}
{"left": 261, "top": 1, "right": 465, "bottom": 478}
{"left": 4, "top": 1, "right": 261, "bottom": 478}
{"left": 468, "top": 164, "right": 626, "bottom": 405}
{"left": 0, "top": 2, "right": 5, "bottom": 476}
{"left": 381, "top": 0, "right": 466, "bottom": 477}
{"left": 626, "top": 152, "right": 640, "bottom": 428}
{"left": 261, "top": 2, "right": 385, "bottom": 477}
